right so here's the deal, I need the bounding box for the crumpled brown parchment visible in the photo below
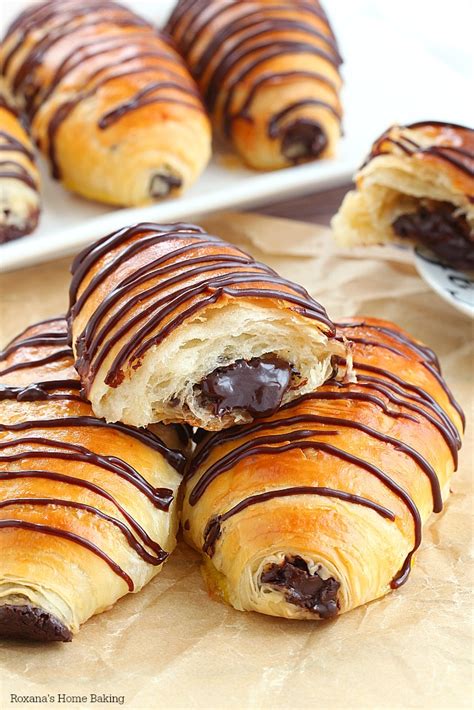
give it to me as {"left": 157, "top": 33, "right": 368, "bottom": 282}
{"left": 0, "top": 212, "right": 472, "bottom": 710}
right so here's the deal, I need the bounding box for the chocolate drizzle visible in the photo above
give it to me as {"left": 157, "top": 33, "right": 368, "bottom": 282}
{"left": 68, "top": 223, "right": 335, "bottom": 396}
{"left": 366, "top": 121, "right": 474, "bottom": 180}
{"left": 2, "top": 0, "right": 205, "bottom": 181}
{"left": 166, "top": 0, "right": 342, "bottom": 149}
{"left": 200, "top": 356, "right": 293, "bottom": 418}
{"left": 0, "top": 323, "right": 70, "bottom": 376}
{"left": 0, "top": 318, "right": 185, "bottom": 602}
{"left": 189, "top": 320, "right": 463, "bottom": 590}
{"left": 0, "top": 520, "right": 134, "bottom": 591}
{"left": 203, "top": 486, "right": 395, "bottom": 557}
{"left": 0, "top": 101, "right": 39, "bottom": 240}
{"left": 393, "top": 203, "right": 474, "bottom": 271}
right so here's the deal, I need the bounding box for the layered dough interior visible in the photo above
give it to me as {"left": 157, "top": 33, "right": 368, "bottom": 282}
{"left": 333, "top": 141, "right": 474, "bottom": 271}
{"left": 91, "top": 302, "right": 344, "bottom": 430}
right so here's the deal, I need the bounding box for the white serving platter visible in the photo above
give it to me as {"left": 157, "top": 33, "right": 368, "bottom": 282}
{"left": 0, "top": 0, "right": 472, "bottom": 272}
{"left": 414, "top": 249, "right": 474, "bottom": 319}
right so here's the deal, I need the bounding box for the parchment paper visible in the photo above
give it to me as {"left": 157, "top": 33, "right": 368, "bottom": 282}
{"left": 0, "top": 213, "right": 472, "bottom": 710}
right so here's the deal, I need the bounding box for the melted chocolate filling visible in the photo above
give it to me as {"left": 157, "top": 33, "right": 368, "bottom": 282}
{"left": 0, "top": 208, "right": 39, "bottom": 244}
{"left": 281, "top": 120, "right": 327, "bottom": 162}
{"left": 0, "top": 604, "right": 72, "bottom": 642}
{"left": 260, "top": 555, "right": 340, "bottom": 619}
{"left": 392, "top": 202, "right": 474, "bottom": 271}
{"left": 149, "top": 172, "right": 182, "bottom": 198}
{"left": 200, "top": 355, "right": 293, "bottom": 418}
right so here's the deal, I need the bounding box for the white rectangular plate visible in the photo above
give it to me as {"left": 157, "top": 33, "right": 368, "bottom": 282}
{"left": 0, "top": 0, "right": 471, "bottom": 272}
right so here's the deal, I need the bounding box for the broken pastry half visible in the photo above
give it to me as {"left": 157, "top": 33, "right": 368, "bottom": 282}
{"left": 0, "top": 81, "right": 40, "bottom": 243}
{"left": 69, "top": 222, "right": 350, "bottom": 431}
{"left": 331, "top": 121, "right": 474, "bottom": 271}
{"left": 1, "top": 0, "right": 210, "bottom": 207}
{"left": 183, "top": 318, "right": 463, "bottom": 620}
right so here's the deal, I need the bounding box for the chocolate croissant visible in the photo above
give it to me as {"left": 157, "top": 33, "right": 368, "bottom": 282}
{"left": 0, "top": 318, "right": 186, "bottom": 641}
{"left": 1, "top": 0, "right": 211, "bottom": 206}
{"left": 332, "top": 121, "right": 474, "bottom": 271}
{"left": 69, "top": 222, "right": 349, "bottom": 431}
{"left": 0, "top": 81, "right": 40, "bottom": 243}
{"left": 166, "top": 0, "right": 342, "bottom": 170}
{"left": 183, "top": 318, "right": 464, "bottom": 620}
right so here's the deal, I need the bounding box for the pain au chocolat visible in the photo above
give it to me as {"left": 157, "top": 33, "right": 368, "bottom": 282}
{"left": 0, "top": 0, "right": 211, "bottom": 206}
{"left": 68, "top": 222, "right": 349, "bottom": 431}
{"left": 166, "top": 0, "right": 342, "bottom": 170}
{"left": 0, "top": 318, "right": 187, "bottom": 642}
{"left": 183, "top": 318, "right": 463, "bottom": 620}
{"left": 0, "top": 80, "right": 40, "bottom": 243}
{"left": 332, "top": 121, "right": 474, "bottom": 271}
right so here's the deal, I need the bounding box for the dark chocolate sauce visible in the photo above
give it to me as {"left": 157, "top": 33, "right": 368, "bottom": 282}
{"left": 0, "top": 317, "right": 185, "bottom": 598}
{"left": 68, "top": 223, "right": 334, "bottom": 396}
{"left": 166, "top": 0, "right": 342, "bottom": 140}
{"left": 393, "top": 203, "right": 474, "bottom": 271}
{"left": 0, "top": 497, "right": 167, "bottom": 567}
{"left": 0, "top": 164, "right": 38, "bottom": 191}
{"left": 336, "top": 321, "right": 440, "bottom": 370}
{"left": 0, "top": 332, "right": 68, "bottom": 360}
{"left": 0, "top": 604, "right": 72, "bottom": 642}
{"left": 0, "top": 380, "right": 83, "bottom": 403}
{"left": 367, "top": 121, "right": 474, "bottom": 180}
{"left": 188, "top": 323, "right": 463, "bottom": 589}
{"left": 149, "top": 172, "right": 183, "bottom": 198}
{"left": 200, "top": 356, "right": 293, "bottom": 418}
{"left": 3, "top": 0, "right": 203, "bottom": 180}
{"left": 0, "top": 130, "right": 36, "bottom": 163}
{"left": 0, "top": 217, "right": 39, "bottom": 245}
{"left": 0, "top": 415, "right": 185, "bottom": 474}
{"left": 1, "top": 468, "right": 167, "bottom": 559}
{"left": 0, "top": 444, "right": 174, "bottom": 511}
{"left": 353, "top": 361, "right": 465, "bottom": 430}
{"left": 0, "top": 126, "right": 38, "bottom": 199}
{"left": 0, "top": 519, "right": 134, "bottom": 590}
{"left": 203, "top": 486, "right": 395, "bottom": 557}
{"left": 280, "top": 118, "right": 328, "bottom": 162}
{"left": 0, "top": 349, "right": 71, "bottom": 376}
{"left": 260, "top": 555, "right": 340, "bottom": 618}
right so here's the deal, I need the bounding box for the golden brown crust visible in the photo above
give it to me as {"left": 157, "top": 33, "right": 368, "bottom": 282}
{"left": 331, "top": 121, "right": 474, "bottom": 270}
{"left": 0, "top": 317, "right": 187, "bottom": 641}
{"left": 166, "top": 0, "right": 342, "bottom": 170}
{"left": 183, "top": 317, "right": 463, "bottom": 620}
{"left": 0, "top": 82, "right": 40, "bottom": 243}
{"left": 1, "top": 0, "right": 211, "bottom": 206}
{"left": 68, "top": 222, "right": 347, "bottom": 430}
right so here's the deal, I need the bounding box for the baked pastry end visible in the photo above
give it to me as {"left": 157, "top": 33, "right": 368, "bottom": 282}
{"left": 332, "top": 121, "right": 474, "bottom": 270}
{"left": 0, "top": 602, "right": 72, "bottom": 642}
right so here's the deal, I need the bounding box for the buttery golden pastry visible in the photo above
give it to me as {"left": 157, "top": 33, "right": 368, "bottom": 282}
{"left": 0, "top": 317, "right": 187, "bottom": 641}
{"left": 68, "top": 222, "right": 349, "bottom": 431}
{"left": 166, "top": 0, "right": 342, "bottom": 170}
{"left": 1, "top": 0, "right": 211, "bottom": 206}
{"left": 332, "top": 121, "right": 474, "bottom": 270}
{"left": 0, "top": 81, "right": 40, "bottom": 243}
{"left": 183, "top": 318, "right": 464, "bottom": 620}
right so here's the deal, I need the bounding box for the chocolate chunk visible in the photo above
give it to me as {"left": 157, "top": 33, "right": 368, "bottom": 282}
{"left": 0, "top": 207, "right": 39, "bottom": 244}
{"left": 393, "top": 202, "right": 474, "bottom": 271}
{"left": 200, "top": 355, "right": 293, "bottom": 418}
{"left": 281, "top": 120, "right": 328, "bottom": 162}
{"left": 149, "top": 172, "right": 182, "bottom": 198}
{"left": 0, "top": 604, "right": 72, "bottom": 642}
{"left": 202, "top": 516, "right": 221, "bottom": 556}
{"left": 260, "top": 555, "right": 340, "bottom": 619}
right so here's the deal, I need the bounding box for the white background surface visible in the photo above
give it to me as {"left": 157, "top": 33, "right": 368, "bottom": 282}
{"left": 0, "top": 0, "right": 472, "bottom": 270}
